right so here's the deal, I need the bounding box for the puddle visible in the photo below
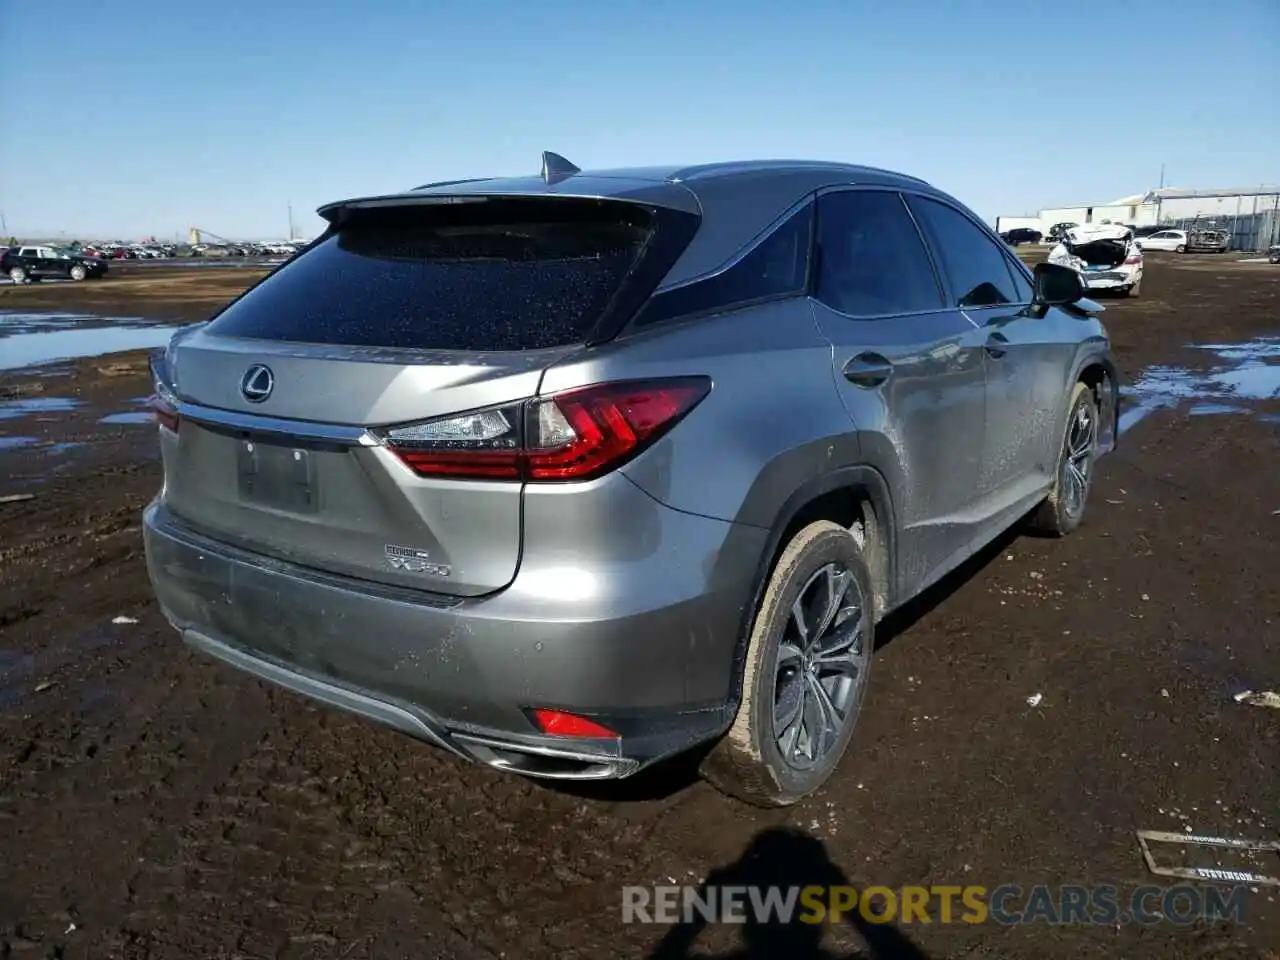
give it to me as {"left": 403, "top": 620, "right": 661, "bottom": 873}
{"left": 1189, "top": 403, "right": 1248, "bottom": 416}
{"left": 0, "top": 650, "right": 39, "bottom": 712}
{"left": 99, "top": 411, "right": 153, "bottom": 426}
{"left": 1, "top": 312, "right": 180, "bottom": 371}
{"left": 1122, "top": 335, "right": 1280, "bottom": 433}
{"left": 0, "top": 436, "right": 40, "bottom": 451}
{"left": 0, "top": 397, "right": 83, "bottom": 421}
{"left": 0, "top": 623, "right": 146, "bottom": 713}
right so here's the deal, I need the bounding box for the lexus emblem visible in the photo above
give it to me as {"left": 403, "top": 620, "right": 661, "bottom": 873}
{"left": 240, "top": 364, "right": 274, "bottom": 403}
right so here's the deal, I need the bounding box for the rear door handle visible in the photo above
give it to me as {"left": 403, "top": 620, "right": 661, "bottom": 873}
{"left": 985, "top": 333, "right": 1010, "bottom": 359}
{"left": 843, "top": 353, "right": 893, "bottom": 388}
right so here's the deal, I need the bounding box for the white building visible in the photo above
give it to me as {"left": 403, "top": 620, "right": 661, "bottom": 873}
{"left": 998, "top": 186, "right": 1280, "bottom": 249}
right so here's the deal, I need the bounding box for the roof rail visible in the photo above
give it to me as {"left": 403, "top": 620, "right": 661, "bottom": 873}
{"left": 859, "top": 164, "right": 930, "bottom": 185}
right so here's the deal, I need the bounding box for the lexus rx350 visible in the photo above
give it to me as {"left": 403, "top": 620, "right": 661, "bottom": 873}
{"left": 144, "top": 154, "right": 1118, "bottom": 806}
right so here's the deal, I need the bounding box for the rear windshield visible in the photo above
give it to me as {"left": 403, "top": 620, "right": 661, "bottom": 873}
{"left": 205, "top": 198, "right": 653, "bottom": 351}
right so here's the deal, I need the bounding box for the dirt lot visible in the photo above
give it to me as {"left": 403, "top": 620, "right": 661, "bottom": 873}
{"left": 0, "top": 262, "right": 269, "bottom": 323}
{"left": 1, "top": 258, "right": 1277, "bottom": 959}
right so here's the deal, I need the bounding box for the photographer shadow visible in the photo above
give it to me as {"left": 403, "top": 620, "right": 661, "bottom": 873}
{"left": 647, "top": 826, "right": 932, "bottom": 960}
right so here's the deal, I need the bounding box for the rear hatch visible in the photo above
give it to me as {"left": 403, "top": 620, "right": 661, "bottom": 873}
{"left": 156, "top": 195, "right": 684, "bottom": 597}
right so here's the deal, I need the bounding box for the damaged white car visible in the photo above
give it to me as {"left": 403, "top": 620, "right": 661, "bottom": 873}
{"left": 1048, "top": 224, "right": 1143, "bottom": 297}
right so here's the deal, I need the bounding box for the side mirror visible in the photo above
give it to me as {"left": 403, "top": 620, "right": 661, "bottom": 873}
{"left": 1032, "top": 262, "right": 1086, "bottom": 306}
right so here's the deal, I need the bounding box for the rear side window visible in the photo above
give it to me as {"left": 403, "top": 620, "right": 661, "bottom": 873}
{"left": 205, "top": 199, "right": 654, "bottom": 351}
{"left": 632, "top": 202, "right": 812, "bottom": 328}
{"left": 910, "top": 197, "right": 1018, "bottom": 309}
{"left": 815, "top": 191, "right": 943, "bottom": 316}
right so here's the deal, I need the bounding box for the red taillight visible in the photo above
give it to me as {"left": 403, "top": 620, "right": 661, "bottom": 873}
{"left": 149, "top": 394, "right": 180, "bottom": 433}
{"left": 390, "top": 449, "right": 521, "bottom": 479}
{"left": 1124, "top": 253, "right": 1142, "bottom": 264}
{"left": 530, "top": 708, "right": 619, "bottom": 739}
{"left": 381, "top": 377, "right": 710, "bottom": 482}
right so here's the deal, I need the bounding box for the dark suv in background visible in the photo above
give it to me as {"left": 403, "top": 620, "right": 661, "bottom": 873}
{"left": 999, "top": 227, "right": 1043, "bottom": 246}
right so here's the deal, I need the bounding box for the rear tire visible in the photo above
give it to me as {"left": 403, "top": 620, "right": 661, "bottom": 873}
{"left": 701, "top": 521, "right": 874, "bottom": 807}
{"left": 1124, "top": 277, "right": 1141, "bottom": 298}
{"left": 1175, "top": 244, "right": 1186, "bottom": 254}
{"left": 1028, "top": 381, "right": 1099, "bottom": 537}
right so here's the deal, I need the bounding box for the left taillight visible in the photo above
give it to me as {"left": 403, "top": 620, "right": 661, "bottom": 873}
{"left": 148, "top": 349, "right": 180, "bottom": 433}
{"left": 378, "top": 377, "right": 711, "bottom": 483}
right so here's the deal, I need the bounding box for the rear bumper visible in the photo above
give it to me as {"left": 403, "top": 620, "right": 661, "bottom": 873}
{"left": 1083, "top": 266, "right": 1140, "bottom": 289}
{"left": 143, "top": 498, "right": 764, "bottom": 777}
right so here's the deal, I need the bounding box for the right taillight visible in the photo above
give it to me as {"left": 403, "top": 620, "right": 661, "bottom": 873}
{"left": 380, "top": 377, "right": 710, "bottom": 483}
{"left": 148, "top": 350, "right": 180, "bottom": 434}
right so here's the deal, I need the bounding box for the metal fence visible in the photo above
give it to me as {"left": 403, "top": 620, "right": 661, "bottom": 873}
{"left": 1160, "top": 197, "right": 1280, "bottom": 251}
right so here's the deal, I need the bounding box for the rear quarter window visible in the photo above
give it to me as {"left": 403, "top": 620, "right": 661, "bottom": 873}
{"left": 630, "top": 202, "right": 813, "bottom": 328}
{"left": 205, "top": 199, "right": 655, "bottom": 352}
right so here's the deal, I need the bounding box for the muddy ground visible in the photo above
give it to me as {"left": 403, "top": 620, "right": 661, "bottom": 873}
{"left": 0, "top": 258, "right": 1277, "bottom": 960}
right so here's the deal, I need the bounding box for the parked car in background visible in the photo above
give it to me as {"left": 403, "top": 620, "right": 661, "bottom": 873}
{"left": 1268, "top": 244, "right": 1280, "bottom": 264}
{"left": 2, "top": 245, "right": 109, "bottom": 282}
{"left": 1137, "top": 228, "right": 1230, "bottom": 254}
{"left": 144, "top": 154, "right": 1119, "bottom": 807}
{"left": 1049, "top": 224, "right": 1143, "bottom": 297}
{"left": 1000, "top": 227, "right": 1042, "bottom": 246}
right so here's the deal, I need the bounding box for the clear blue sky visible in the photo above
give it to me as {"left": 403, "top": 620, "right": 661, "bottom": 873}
{"left": 2, "top": 0, "right": 1276, "bottom": 239}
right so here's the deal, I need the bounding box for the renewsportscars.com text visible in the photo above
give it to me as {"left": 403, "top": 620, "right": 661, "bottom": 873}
{"left": 622, "top": 883, "right": 1247, "bottom": 926}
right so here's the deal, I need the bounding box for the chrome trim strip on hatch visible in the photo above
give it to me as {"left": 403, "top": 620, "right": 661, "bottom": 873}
{"left": 179, "top": 401, "right": 380, "bottom": 446}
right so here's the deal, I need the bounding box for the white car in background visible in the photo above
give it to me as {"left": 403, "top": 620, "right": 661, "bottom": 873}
{"left": 1137, "top": 229, "right": 1190, "bottom": 253}
{"left": 1137, "top": 228, "right": 1230, "bottom": 254}
{"left": 1049, "top": 224, "right": 1144, "bottom": 297}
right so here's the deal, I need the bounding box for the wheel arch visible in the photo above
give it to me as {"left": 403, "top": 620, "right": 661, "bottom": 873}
{"left": 725, "top": 465, "right": 897, "bottom": 714}
{"left": 1073, "top": 352, "right": 1120, "bottom": 455}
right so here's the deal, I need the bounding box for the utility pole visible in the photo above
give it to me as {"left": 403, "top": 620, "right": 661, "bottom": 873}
{"left": 287, "top": 202, "right": 295, "bottom": 240}
{"left": 1159, "top": 163, "right": 1166, "bottom": 189}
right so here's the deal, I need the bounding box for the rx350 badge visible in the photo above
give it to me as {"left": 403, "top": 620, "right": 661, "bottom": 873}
{"left": 384, "top": 544, "right": 451, "bottom": 578}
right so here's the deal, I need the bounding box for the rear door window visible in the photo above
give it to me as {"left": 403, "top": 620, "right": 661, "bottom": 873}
{"left": 815, "top": 190, "right": 943, "bottom": 316}
{"left": 205, "top": 199, "right": 655, "bottom": 351}
{"left": 909, "top": 197, "right": 1019, "bottom": 309}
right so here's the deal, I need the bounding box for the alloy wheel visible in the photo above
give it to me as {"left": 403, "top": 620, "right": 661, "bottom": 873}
{"left": 1062, "top": 398, "right": 1097, "bottom": 519}
{"left": 772, "top": 562, "right": 869, "bottom": 770}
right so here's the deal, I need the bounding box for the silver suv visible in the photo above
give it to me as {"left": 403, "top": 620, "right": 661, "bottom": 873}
{"left": 144, "top": 154, "right": 1119, "bottom": 806}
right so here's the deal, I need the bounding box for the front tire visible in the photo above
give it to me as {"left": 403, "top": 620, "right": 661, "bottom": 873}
{"left": 8, "top": 266, "right": 27, "bottom": 284}
{"left": 702, "top": 521, "right": 874, "bottom": 807}
{"left": 69, "top": 264, "right": 87, "bottom": 281}
{"left": 1028, "top": 381, "right": 1099, "bottom": 537}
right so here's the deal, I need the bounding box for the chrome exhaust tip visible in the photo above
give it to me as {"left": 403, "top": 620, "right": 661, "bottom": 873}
{"left": 453, "top": 733, "right": 640, "bottom": 781}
